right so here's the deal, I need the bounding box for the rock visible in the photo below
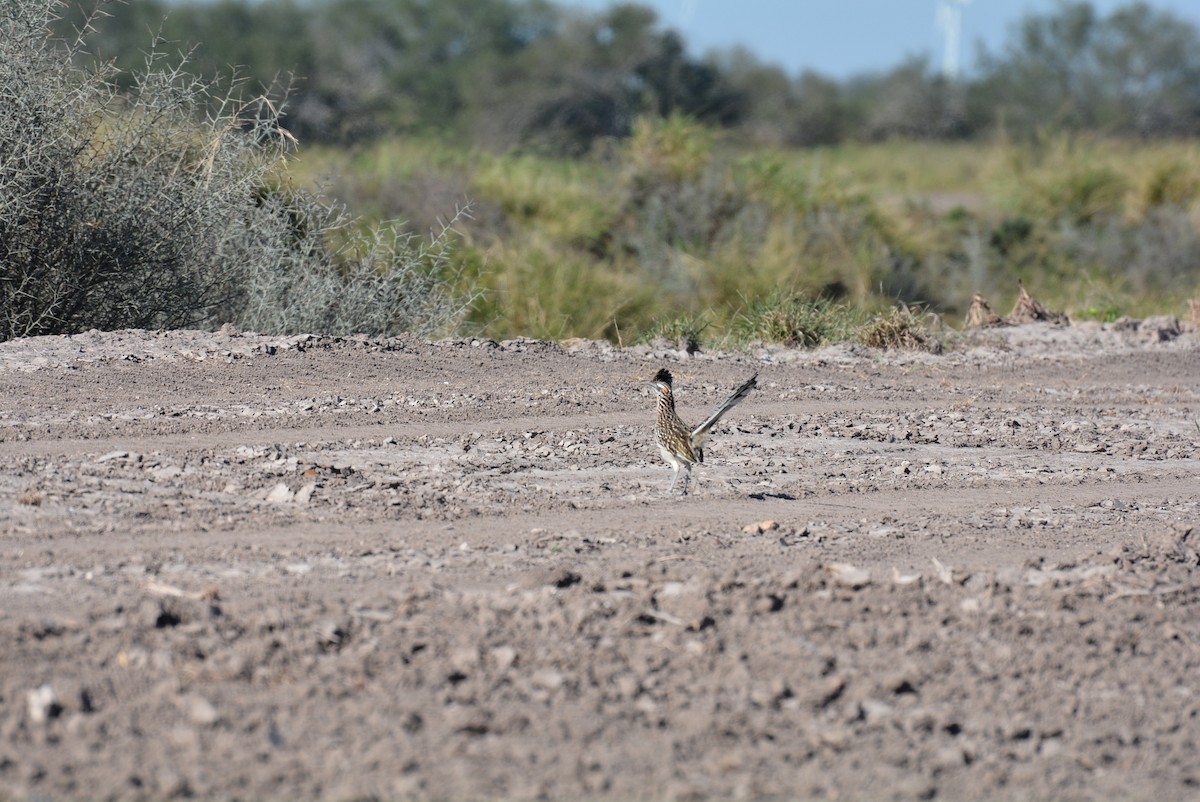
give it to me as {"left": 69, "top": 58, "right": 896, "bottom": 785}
{"left": 931, "top": 557, "right": 954, "bottom": 585}
{"left": 824, "top": 563, "right": 870, "bottom": 589}
{"left": 27, "top": 685, "right": 62, "bottom": 723}
{"left": 860, "top": 698, "right": 893, "bottom": 723}
{"left": 656, "top": 579, "right": 715, "bottom": 630}
{"left": 449, "top": 648, "right": 478, "bottom": 674}
{"left": 264, "top": 483, "right": 293, "bottom": 503}
{"left": 183, "top": 694, "right": 219, "bottom": 726}
{"left": 490, "top": 646, "right": 518, "bottom": 671}
{"left": 742, "top": 520, "right": 779, "bottom": 535}
{"left": 891, "top": 567, "right": 922, "bottom": 586}
{"left": 531, "top": 668, "right": 565, "bottom": 691}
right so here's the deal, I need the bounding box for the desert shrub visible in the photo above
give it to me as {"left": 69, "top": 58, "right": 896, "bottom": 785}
{"left": 856, "top": 305, "right": 942, "bottom": 352}
{"left": 616, "top": 118, "right": 917, "bottom": 311}
{"left": 0, "top": 0, "right": 473, "bottom": 342}
{"left": 224, "top": 193, "right": 476, "bottom": 337}
{"left": 625, "top": 114, "right": 716, "bottom": 184}
{"left": 1140, "top": 160, "right": 1200, "bottom": 211}
{"left": 1036, "top": 166, "right": 1129, "bottom": 224}
{"left": 471, "top": 237, "right": 659, "bottom": 341}
{"left": 1054, "top": 205, "right": 1200, "bottom": 295}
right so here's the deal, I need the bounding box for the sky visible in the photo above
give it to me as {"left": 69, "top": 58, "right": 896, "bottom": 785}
{"left": 562, "top": 0, "right": 1200, "bottom": 79}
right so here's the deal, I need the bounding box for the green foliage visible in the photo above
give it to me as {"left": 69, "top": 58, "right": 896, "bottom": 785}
{"left": 1034, "top": 166, "right": 1129, "bottom": 224}
{"left": 626, "top": 114, "right": 716, "bottom": 183}
{"left": 973, "top": 2, "right": 1200, "bottom": 137}
{"left": 470, "top": 236, "right": 658, "bottom": 341}
{"left": 299, "top": 131, "right": 1200, "bottom": 344}
{"left": 642, "top": 314, "right": 709, "bottom": 352}
{"left": 731, "top": 292, "right": 864, "bottom": 348}
{"left": 1075, "top": 305, "right": 1124, "bottom": 323}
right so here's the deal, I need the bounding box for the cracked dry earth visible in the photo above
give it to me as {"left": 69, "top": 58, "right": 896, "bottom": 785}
{"left": 2, "top": 322, "right": 1200, "bottom": 802}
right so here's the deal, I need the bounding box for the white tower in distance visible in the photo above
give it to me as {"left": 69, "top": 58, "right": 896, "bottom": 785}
{"left": 937, "top": 0, "right": 972, "bottom": 80}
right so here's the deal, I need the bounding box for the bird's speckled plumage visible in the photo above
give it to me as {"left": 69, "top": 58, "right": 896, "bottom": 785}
{"left": 652, "top": 369, "right": 757, "bottom": 494}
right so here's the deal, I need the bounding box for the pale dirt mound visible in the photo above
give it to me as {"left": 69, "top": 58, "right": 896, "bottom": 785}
{"left": 2, "top": 325, "right": 1200, "bottom": 801}
{"left": 965, "top": 280, "right": 1068, "bottom": 328}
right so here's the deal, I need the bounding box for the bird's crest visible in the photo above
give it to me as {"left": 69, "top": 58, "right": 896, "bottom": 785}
{"left": 653, "top": 368, "right": 673, "bottom": 387}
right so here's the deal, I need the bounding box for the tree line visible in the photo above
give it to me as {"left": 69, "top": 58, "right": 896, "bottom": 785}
{"left": 58, "top": 0, "right": 1200, "bottom": 151}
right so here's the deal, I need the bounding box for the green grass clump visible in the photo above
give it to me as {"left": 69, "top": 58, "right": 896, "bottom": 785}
{"left": 731, "top": 292, "right": 864, "bottom": 347}
{"left": 1074, "top": 305, "right": 1124, "bottom": 323}
{"left": 640, "top": 314, "right": 711, "bottom": 352}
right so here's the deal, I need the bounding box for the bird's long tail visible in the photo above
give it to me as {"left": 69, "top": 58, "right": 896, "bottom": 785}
{"left": 690, "top": 373, "right": 757, "bottom": 444}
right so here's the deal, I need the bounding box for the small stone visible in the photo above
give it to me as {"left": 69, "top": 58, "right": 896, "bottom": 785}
{"left": 490, "top": 646, "right": 518, "bottom": 671}
{"left": 742, "top": 520, "right": 780, "bottom": 535}
{"left": 934, "top": 746, "right": 967, "bottom": 770}
{"left": 294, "top": 482, "right": 316, "bottom": 504}
{"left": 27, "top": 685, "right": 62, "bottom": 723}
{"left": 891, "top": 567, "right": 922, "bottom": 585}
{"left": 185, "top": 695, "right": 219, "bottom": 726}
{"left": 449, "top": 648, "right": 478, "bottom": 674}
{"left": 264, "top": 483, "right": 293, "bottom": 503}
{"left": 860, "top": 698, "right": 893, "bottom": 723}
{"left": 824, "top": 563, "right": 870, "bottom": 588}
{"left": 150, "top": 465, "right": 182, "bottom": 481}
{"left": 615, "top": 673, "right": 641, "bottom": 699}
{"left": 1039, "top": 737, "right": 1066, "bottom": 758}
{"left": 531, "top": 668, "right": 564, "bottom": 691}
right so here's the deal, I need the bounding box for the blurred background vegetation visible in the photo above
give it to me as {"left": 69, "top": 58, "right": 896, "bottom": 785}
{"left": 60, "top": 0, "right": 1200, "bottom": 148}
{"left": 7, "top": 0, "right": 1200, "bottom": 344}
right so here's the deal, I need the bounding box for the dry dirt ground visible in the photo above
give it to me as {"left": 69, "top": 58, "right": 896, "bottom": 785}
{"left": 2, "top": 320, "right": 1199, "bottom": 802}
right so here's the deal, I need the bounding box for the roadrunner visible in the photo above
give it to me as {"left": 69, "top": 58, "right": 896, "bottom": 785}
{"left": 652, "top": 368, "right": 757, "bottom": 494}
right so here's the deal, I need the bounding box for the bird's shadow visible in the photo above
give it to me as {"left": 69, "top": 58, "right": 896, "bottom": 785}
{"left": 748, "top": 492, "right": 797, "bottom": 501}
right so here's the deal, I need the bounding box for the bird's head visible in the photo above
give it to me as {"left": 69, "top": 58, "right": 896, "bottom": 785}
{"left": 652, "top": 368, "right": 673, "bottom": 396}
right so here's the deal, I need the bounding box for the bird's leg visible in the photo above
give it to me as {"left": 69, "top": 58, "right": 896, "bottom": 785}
{"left": 681, "top": 466, "right": 692, "bottom": 496}
{"left": 666, "top": 464, "right": 681, "bottom": 494}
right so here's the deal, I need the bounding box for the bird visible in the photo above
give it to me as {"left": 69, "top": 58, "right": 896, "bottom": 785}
{"left": 651, "top": 368, "right": 758, "bottom": 495}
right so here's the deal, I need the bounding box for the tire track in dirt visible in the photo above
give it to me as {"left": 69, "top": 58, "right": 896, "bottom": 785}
{"left": 2, "top": 394, "right": 1195, "bottom": 458}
